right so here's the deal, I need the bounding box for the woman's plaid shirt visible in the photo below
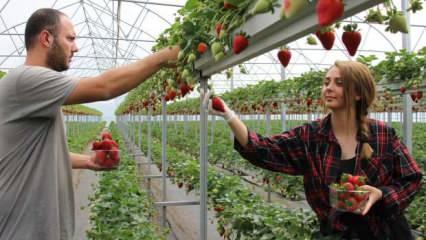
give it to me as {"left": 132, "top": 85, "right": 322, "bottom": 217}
{"left": 234, "top": 114, "right": 422, "bottom": 235}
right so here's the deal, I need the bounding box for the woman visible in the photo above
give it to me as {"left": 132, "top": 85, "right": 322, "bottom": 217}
{"left": 208, "top": 61, "right": 422, "bottom": 239}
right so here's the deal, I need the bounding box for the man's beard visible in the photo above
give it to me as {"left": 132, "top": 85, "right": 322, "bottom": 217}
{"left": 46, "top": 39, "right": 69, "bottom": 72}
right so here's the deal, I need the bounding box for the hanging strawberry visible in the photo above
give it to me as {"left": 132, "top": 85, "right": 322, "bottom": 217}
{"left": 250, "top": 0, "right": 278, "bottom": 15}
{"left": 277, "top": 47, "right": 291, "bottom": 68}
{"left": 387, "top": 11, "right": 409, "bottom": 34}
{"left": 316, "top": 27, "right": 335, "bottom": 50}
{"left": 282, "top": 0, "right": 309, "bottom": 19}
{"left": 306, "top": 35, "right": 317, "bottom": 45}
{"left": 223, "top": 0, "right": 236, "bottom": 9}
{"left": 215, "top": 23, "right": 223, "bottom": 36}
{"left": 342, "top": 23, "right": 361, "bottom": 56}
{"left": 316, "top": 0, "right": 344, "bottom": 26}
{"left": 197, "top": 42, "right": 208, "bottom": 54}
{"left": 233, "top": 32, "right": 249, "bottom": 54}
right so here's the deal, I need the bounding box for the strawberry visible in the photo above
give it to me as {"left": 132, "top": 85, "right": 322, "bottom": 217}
{"left": 387, "top": 12, "right": 409, "bottom": 34}
{"left": 92, "top": 141, "right": 102, "bottom": 150}
{"left": 223, "top": 0, "right": 236, "bottom": 9}
{"left": 411, "top": 90, "right": 423, "bottom": 102}
{"left": 282, "top": 0, "right": 309, "bottom": 19}
{"left": 197, "top": 42, "right": 208, "bottom": 54}
{"left": 307, "top": 35, "right": 317, "bottom": 45}
{"left": 277, "top": 47, "right": 291, "bottom": 67}
{"left": 306, "top": 97, "right": 313, "bottom": 106}
{"left": 251, "top": 0, "right": 276, "bottom": 15}
{"left": 95, "top": 151, "right": 107, "bottom": 165}
{"left": 342, "top": 23, "right": 361, "bottom": 56}
{"left": 212, "top": 96, "right": 225, "bottom": 112}
{"left": 211, "top": 42, "right": 223, "bottom": 55}
{"left": 215, "top": 23, "right": 223, "bottom": 36}
{"left": 101, "top": 132, "right": 112, "bottom": 140}
{"left": 233, "top": 33, "right": 249, "bottom": 54}
{"left": 179, "top": 82, "right": 193, "bottom": 97}
{"left": 340, "top": 173, "right": 351, "bottom": 183}
{"left": 214, "top": 205, "right": 225, "bottom": 212}
{"left": 316, "top": 0, "right": 344, "bottom": 27}
{"left": 187, "top": 53, "right": 196, "bottom": 63}
{"left": 342, "top": 182, "right": 355, "bottom": 191}
{"left": 315, "top": 29, "right": 335, "bottom": 50}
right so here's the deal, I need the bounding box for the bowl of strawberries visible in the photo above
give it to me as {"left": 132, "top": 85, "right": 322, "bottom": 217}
{"left": 329, "top": 173, "right": 369, "bottom": 214}
{"left": 91, "top": 131, "right": 120, "bottom": 168}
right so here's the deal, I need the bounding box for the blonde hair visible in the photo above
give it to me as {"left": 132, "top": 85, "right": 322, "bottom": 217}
{"left": 333, "top": 61, "right": 376, "bottom": 160}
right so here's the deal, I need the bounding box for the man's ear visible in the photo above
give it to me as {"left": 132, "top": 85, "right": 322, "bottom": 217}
{"left": 39, "top": 30, "right": 54, "bottom": 48}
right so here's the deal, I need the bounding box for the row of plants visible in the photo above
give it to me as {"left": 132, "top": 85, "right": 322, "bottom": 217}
{"left": 135, "top": 119, "right": 305, "bottom": 200}
{"left": 124, "top": 116, "right": 426, "bottom": 236}
{"left": 130, "top": 123, "right": 322, "bottom": 239}
{"left": 86, "top": 123, "right": 168, "bottom": 240}
{"left": 116, "top": 47, "right": 425, "bottom": 116}
{"left": 63, "top": 104, "right": 103, "bottom": 116}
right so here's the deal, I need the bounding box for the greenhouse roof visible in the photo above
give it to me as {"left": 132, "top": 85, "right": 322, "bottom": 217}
{"left": 0, "top": 0, "right": 425, "bottom": 120}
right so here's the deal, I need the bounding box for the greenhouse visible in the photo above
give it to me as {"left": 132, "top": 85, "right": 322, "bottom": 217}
{"left": 0, "top": 0, "right": 425, "bottom": 239}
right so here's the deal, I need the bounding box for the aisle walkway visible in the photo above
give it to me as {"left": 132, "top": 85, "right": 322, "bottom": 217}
{"left": 72, "top": 150, "right": 99, "bottom": 240}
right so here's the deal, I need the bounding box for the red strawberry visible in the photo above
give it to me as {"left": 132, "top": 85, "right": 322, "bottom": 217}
{"left": 342, "top": 182, "right": 355, "bottom": 191}
{"left": 212, "top": 96, "right": 225, "bottom": 112}
{"left": 224, "top": 1, "right": 235, "bottom": 9}
{"left": 197, "top": 42, "right": 208, "bottom": 54}
{"left": 233, "top": 33, "right": 249, "bottom": 54}
{"left": 342, "top": 24, "right": 361, "bottom": 56}
{"left": 95, "top": 151, "right": 107, "bottom": 165}
{"left": 214, "top": 205, "right": 225, "bottom": 212}
{"left": 101, "top": 132, "right": 112, "bottom": 140}
{"left": 92, "top": 141, "right": 102, "bottom": 150}
{"left": 277, "top": 47, "right": 291, "bottom": 67}
{"left": 316, "top": 0, "right": 344, "bottom": 27}
{"left": 215, "top": 23, "right": 223, "bottom": 36}
{"left": 306, "top": 97, "right": 313, "bottom": 106}
{"left": 315, "top": 29, "right": 335, "bottom": 50}
{"left": 179, "top": 82, "right": 193, "bottom": 97}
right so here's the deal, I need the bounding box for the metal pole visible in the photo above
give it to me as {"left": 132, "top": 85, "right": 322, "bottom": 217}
{"left": 401, "top": 0, "right": 412, "bottom": 153}
{"left": 147, "top": 106, "right": 152, "bottom": 194}
{"left": 281, "top": 103, "right": 287, "bottom": 132}
{"left": 266, "top": 108, "right": 272, "bottom": 203}
{"left": 161, "top": 97, "right": 167, "bottom": 227}
{"left": 402, "top": 94, "right": 413, "bottom": 153}
{"left": 199, "top": 77, "right": 208, "bottom": 240}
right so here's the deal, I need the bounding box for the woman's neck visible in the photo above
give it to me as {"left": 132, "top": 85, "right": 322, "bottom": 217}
{"left": 330, "top": 110, "right": 357, "bottom": 137}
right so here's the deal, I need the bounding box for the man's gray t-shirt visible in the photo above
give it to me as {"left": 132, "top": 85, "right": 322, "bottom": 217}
{"left": 0, "top": 65, "right": 79, "bottom": 240}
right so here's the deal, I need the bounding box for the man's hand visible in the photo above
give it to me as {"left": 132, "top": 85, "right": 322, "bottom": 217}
{"left": 161, "top": 45, "right": 180, "bottom": 68}
{"left": 359, "top": 185, "right": 383, "bottom": 215}
{"left": 86, "top": 154, "right": 117, "bottom": 171}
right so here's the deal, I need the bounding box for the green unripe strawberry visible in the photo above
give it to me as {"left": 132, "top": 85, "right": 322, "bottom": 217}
{"left": 187, "top": 53, "right": 196, "bottom": 63}
{"left": 214, "top": 52, "right": 225, "bottom": 61}
{"left": 307, "top": 35, "right": 317, "bottom": 45}
{"left": 251, "top": 0, "right": 273, "bottom": 15}
{"left": 177, "top": 51, "right": 185, "bottom": 61}
{"left": 388, "top": 12, "right": 409, "bottom": 34}
{"left": 211, "top": 42, "right": 223, "bottom": 55}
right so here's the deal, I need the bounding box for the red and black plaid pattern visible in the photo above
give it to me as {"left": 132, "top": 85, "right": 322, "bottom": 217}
{"left": 234, "top": 114, "right": 422, "bottom": 236}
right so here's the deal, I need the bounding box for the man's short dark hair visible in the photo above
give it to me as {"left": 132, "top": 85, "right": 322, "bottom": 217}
{"left": 24, "top": 8, "right": 65, "bottom": 50}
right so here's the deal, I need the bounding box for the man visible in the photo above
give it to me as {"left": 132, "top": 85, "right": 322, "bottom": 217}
{"left": 0, "top": 8, "right": 179, "bottom": 240}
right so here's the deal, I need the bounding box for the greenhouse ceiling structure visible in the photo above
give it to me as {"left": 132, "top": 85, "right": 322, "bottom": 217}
{"left": 0, "top": 0, "right": 425, "bottom": 118}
